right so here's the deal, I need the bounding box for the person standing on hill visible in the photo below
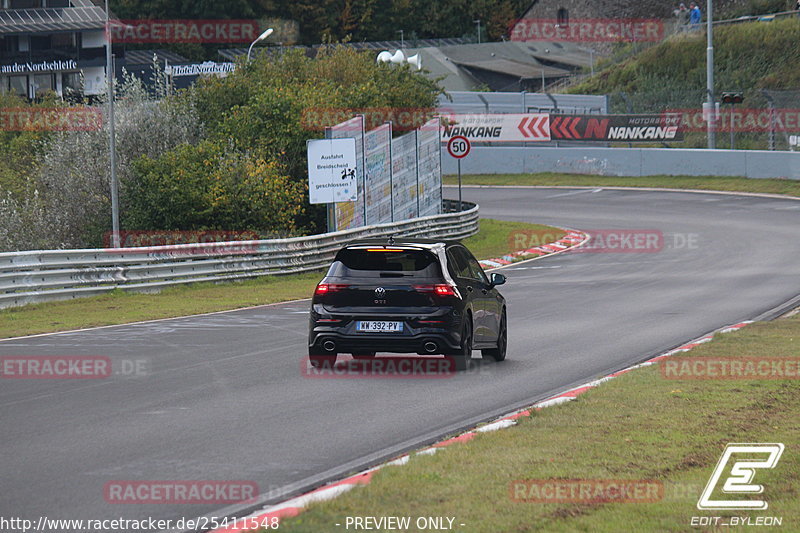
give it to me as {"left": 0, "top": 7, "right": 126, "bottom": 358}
{"left": 689, "top": 2, "right": 702, "bottom": 28}
{"left": 674, "top": 3, "right": 690, "bottom": 32}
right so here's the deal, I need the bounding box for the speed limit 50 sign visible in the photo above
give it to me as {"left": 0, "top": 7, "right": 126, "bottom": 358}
{"left": 447, "top": 135, "right": 470, "bottom": 159}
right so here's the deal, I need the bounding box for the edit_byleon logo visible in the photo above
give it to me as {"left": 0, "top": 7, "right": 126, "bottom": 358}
{"left": 697, "top": 443, "right": 784, "bottom": 511}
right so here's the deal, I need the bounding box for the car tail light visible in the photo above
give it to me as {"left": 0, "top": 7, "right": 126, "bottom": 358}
{"left": 315, "top": 283, "right": 349, "bottom": 296}
{"left": 434, "top": 284, "right": 457, "bottom": 297}
{"left": 413, "top": 284, "right": 459, "bottom": 298}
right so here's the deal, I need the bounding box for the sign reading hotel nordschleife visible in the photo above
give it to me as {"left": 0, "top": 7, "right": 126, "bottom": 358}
{"left": 307, "top": 138, "right": 358, "bottom": 204}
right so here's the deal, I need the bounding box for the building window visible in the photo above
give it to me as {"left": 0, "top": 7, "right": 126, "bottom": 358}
{"left": 30, "top": 35, "right": 52, "bottom": 51}
{"left": 62, "top": 71, "right": 82, "bottom": 97}
{"left": 52, "top": 33, "right": 77, "bottom": 50}
{"left": 557, "top": 8, "right": 569, "bottom": 27}
{"left": 9, "top": 75, "right": 27, "bottom": 97}
{"left": 32, "top": 73, "right": 53, "bottom": 96}
{"left": 1, "top": 36, "right": 20, "bottom": 53}
{"left": 9, "top": 0, "right": 40, "bottom": 8}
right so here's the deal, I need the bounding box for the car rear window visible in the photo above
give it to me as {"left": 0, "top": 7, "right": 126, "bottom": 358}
{"left": 328, "top": 248, "right": 442, "bottom": 277}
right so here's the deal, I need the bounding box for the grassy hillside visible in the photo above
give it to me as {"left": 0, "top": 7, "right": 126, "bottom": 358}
{"left": 573, "top": 18, "right": 800, "bottom": 96}
{"left": 567, "top": 17, "right": 800, "bottom": 149}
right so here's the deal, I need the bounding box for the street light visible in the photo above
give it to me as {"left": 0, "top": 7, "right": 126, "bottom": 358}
{"left": 247, "top": 28, "right": 274, "bottom": 62}
{"left": 105, "top": 0, "right": 119, "bottom": 248}
{"left": 706, "top": 0, "right": 716, "bottom": 149}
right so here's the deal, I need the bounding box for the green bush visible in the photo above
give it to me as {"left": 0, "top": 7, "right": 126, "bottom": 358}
{"left": 185, "top": 45, "right": 443, "bottom": 232}
{"left": 126, "top": 140, "right": 306, "bottom": 235}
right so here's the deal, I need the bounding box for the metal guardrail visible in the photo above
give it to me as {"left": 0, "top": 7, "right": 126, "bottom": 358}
{"left": 0, "top": 200, "right": 479, "bottom": 309}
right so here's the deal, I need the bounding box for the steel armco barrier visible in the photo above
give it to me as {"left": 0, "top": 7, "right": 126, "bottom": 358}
{"left": 0, "top": 200, "right": 478, "bottom": 309}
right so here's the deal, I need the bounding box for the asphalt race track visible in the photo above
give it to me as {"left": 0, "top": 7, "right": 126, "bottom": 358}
{"left": 2, "top": 187, "right": 799, "bottom": 528}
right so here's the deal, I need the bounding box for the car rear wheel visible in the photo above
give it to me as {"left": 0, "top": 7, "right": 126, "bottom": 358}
{"left": 450, "top": 318, "right": 472, "bottom": 371}
{"left": 352, "top": 352, "right": 376, "bottom": 360}
{"left": 482, "top": 310, "right": 507, "bottom": 362}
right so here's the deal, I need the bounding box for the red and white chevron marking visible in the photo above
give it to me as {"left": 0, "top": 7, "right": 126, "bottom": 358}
{"left": 517, "top": 115, "right": 549, "bottom": 139}
{"left": 549, "top": 116, "right": 583, "bottom": 139}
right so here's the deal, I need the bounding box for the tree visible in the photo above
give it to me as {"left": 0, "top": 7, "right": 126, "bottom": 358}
{"left": 188, "top": 45, "right": 443, "bottom": 232}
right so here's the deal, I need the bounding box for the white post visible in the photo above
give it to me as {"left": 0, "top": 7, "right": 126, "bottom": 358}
{"left": 706, "top": 0, "right": 716, "bottom": 149}
{"left": 105, "top": 0, "right": 119, "bottom": 248}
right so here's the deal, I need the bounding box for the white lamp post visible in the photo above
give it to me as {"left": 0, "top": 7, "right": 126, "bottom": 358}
{"left": 247, "top": 28, "right": 274, "bottom": 62}
{"left": 706, "top": 0, "right": 716, "bottom": 149}
{"left": 105, "top": 0, "right": 119, "bottom": 247}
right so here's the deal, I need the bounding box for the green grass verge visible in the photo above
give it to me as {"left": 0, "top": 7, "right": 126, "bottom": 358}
{"left": 0, "top": 219, "right": 560, "bottom": 339}
{"left": 444, "top": 173, "right": 800, "bottom": 198}
{"left": 270, "top": 312, "right": 800, "bottom": 532}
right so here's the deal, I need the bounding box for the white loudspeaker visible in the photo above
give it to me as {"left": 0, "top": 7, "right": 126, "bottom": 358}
{"left": 407, "top": 53, "right": 422, "bottom": 70}
{"left": 376, "top": 51, "right": 392, "bottom": 63}
{"left": 389, "top": 50, "right": 405, "bottom": 64}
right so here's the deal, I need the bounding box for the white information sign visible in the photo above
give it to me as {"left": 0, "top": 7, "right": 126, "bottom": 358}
{"left": 307, "top": 138, "right": 358, "bottom": 204}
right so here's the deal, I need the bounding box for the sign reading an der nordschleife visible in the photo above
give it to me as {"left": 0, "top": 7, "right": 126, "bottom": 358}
{"left": 307, "top": 138, "right": 358, "bottom": 204}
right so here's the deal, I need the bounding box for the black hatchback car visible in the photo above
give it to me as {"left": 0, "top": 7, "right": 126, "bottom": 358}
{"left": 308, "top": 238, "right": 507, "bottom": 370}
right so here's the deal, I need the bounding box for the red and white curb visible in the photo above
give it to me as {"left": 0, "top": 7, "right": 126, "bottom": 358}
{"left": 478, "top": 230, "right": 588, "bottom": 268}
{"left": 209, "top": 321, "right": 752, "bottom": 532}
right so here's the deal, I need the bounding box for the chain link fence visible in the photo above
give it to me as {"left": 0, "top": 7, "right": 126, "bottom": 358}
{"left": 604, "top": 89, "right": 800, "bottom": 150}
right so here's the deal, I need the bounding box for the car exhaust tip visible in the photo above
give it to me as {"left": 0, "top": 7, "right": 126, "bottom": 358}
{"left": 322, "top": 340, "right": 336, "bottom": 352}
{"left": 424, "top": 341, "right": 438, "bottom": 353}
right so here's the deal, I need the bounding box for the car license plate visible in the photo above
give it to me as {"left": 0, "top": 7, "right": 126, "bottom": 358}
{"left": 356, "top": 321, "right": 403, "bottom": 333}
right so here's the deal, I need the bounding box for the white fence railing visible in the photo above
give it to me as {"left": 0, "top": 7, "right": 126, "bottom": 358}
{"left": 0, "top": 200, "right": 478, "bottom": 309}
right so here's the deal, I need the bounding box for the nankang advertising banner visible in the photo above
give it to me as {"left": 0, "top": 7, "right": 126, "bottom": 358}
{"left": 442, "top": 113, "right": 551, "bottom": 142}
{"left": 549, "top": 114, "right": 684, "bottom": 142}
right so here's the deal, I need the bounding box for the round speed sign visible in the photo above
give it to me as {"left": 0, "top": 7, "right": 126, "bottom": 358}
{"left": 447, "top": 135, "right": 471, "bottom": 159}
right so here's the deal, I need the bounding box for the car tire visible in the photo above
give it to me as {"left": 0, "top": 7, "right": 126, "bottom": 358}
{"left": 482, "top": 310, "right": 507, "bottom": 362}
{"left": 309, "top": 348, "right": 337, "bottom": 368}
{"left": 451, "top": 318, "right": 472, "bottom": 371}
{"left": 352, "top": 352, "right": 376, "bottom": 360}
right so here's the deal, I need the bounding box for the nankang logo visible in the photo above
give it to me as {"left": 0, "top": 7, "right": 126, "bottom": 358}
{"left": 607, "top": 126, "right": 678, "bottom": 140}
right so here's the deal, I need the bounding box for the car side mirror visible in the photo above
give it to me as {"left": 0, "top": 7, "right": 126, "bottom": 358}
{"left": 489, "top": 273, "right": 506, "bottom": 287}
